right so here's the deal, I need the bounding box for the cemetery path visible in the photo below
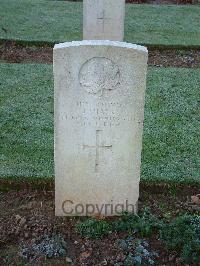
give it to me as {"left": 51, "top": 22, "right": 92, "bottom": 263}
{"left": 0, "top": 184, "right": 199, "bottom": 265}
{"left": 0, "top": 43, "right": 200, "bottom": 68}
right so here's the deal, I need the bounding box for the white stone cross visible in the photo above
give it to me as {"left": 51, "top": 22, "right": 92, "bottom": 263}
{"left": 83, "top": 0, "right": 125, "bottom": 41}
{"left": 83, "top": 130, "right": 112, "bottom": 173}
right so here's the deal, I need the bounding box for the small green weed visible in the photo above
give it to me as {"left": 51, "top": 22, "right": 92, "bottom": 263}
{"left": 76, "top": 218, "right": 111, "bottom": 239}
{"left": 113, "top": 208, "right": 163, "bottom": 237}
{"left": 168, "top": 185, "right": 180, "bottom": 198}
{"left": 76, "top": 208, "right": 163, "bottom": 239}
{"left": 160, "top": 214, "right": 200, "bottom": 263}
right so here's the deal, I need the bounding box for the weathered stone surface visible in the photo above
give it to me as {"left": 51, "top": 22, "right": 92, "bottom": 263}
{"left": 54, "top": 40, "right": 148, "bottom": 216}
{"left": 83, "top": 0, "right": 125, "bottom": 41}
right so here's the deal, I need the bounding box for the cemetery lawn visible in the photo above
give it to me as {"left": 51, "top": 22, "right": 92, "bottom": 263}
{"left": 0, "top": 0, "right": 200, "bottom": 47}
{"left": 0, "top": 63, "right": 199, "bottom": 184}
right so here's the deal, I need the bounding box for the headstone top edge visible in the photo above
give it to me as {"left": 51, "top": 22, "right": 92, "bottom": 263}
{"left": 54, "top": 40, "right": 148, "bottom": 53}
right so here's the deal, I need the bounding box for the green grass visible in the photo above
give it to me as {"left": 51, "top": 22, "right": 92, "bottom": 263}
{"left": 0, "top": 63, "right": 199, "bottom": 183}
{"left": 0, "top": 0, "right": 200, "bottom": 47}
{"left": 0, "top": 64, "right": 54, "bottom": 179}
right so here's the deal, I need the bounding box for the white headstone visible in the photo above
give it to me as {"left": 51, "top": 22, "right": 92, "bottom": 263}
{"left": 54, "top": 40, "right": 148, "bottom": 216}
{"left": 83, "top": 0, "right": 125, "bottom": 41}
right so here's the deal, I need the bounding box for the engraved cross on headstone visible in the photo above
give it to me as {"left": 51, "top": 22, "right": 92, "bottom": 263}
{"left": 83, "top": 130, "right": 112, "bottom": 173}
{"left": 97, "top": 9, "right": 111, "bottom": 32}
{"left": 83, "top": 0, "right": 125, "bottom": 41}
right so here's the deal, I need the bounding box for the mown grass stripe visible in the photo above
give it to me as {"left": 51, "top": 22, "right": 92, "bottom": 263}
{"left": 0, "top": 0, "right": 200, "bottom": 47}
{"left": 0, "top": 63, "right": 199, "bottom": 184}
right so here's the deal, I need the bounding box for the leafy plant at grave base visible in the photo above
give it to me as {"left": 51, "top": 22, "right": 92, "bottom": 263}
{"left": 160, "top": 214, "right": 200, "bottom": 263}
{"left": 138, "top": 208, "right": 164, "bottom": 237}
{"left": 168, "top": 184, "right": 181, "bottom": 198}
{"left": 20, "top": 234, "right": 67, "bottom": 261}
{"left": 112, "top": 212, "right": 139, "bottom": 233}
{"left": 112, "top": 208, "right": 163, "bottom": 237}
{"left": 116, "top": 237, "right": 158, "bottom": 266}
{"left": 76, "top": 209, "right": 164, "bottom": 239}
{"left": 76, "top": 218, "right": 112, "bottom": 239}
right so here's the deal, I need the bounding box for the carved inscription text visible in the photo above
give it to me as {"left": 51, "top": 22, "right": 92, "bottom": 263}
{"left": 64, "top": 101, "right": 135, "bottom": 128}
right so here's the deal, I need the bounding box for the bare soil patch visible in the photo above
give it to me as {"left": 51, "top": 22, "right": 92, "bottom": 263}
{"left": 0, "top": 184, "right": 199, "bottom": 265}
{"left": 126, "top": 0, "right": 199, "bottom": 4}
{"left": 70, "top": 0, "right": 200, "bottom": 5}
{"left": 0, "top": 42, "right": 53, "bottom": 64}
{"left": 149, "top": 49, "right": 200, "bottom": 68}
{"left": 0, "top": 42, "right": 200, "bottom": 68}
